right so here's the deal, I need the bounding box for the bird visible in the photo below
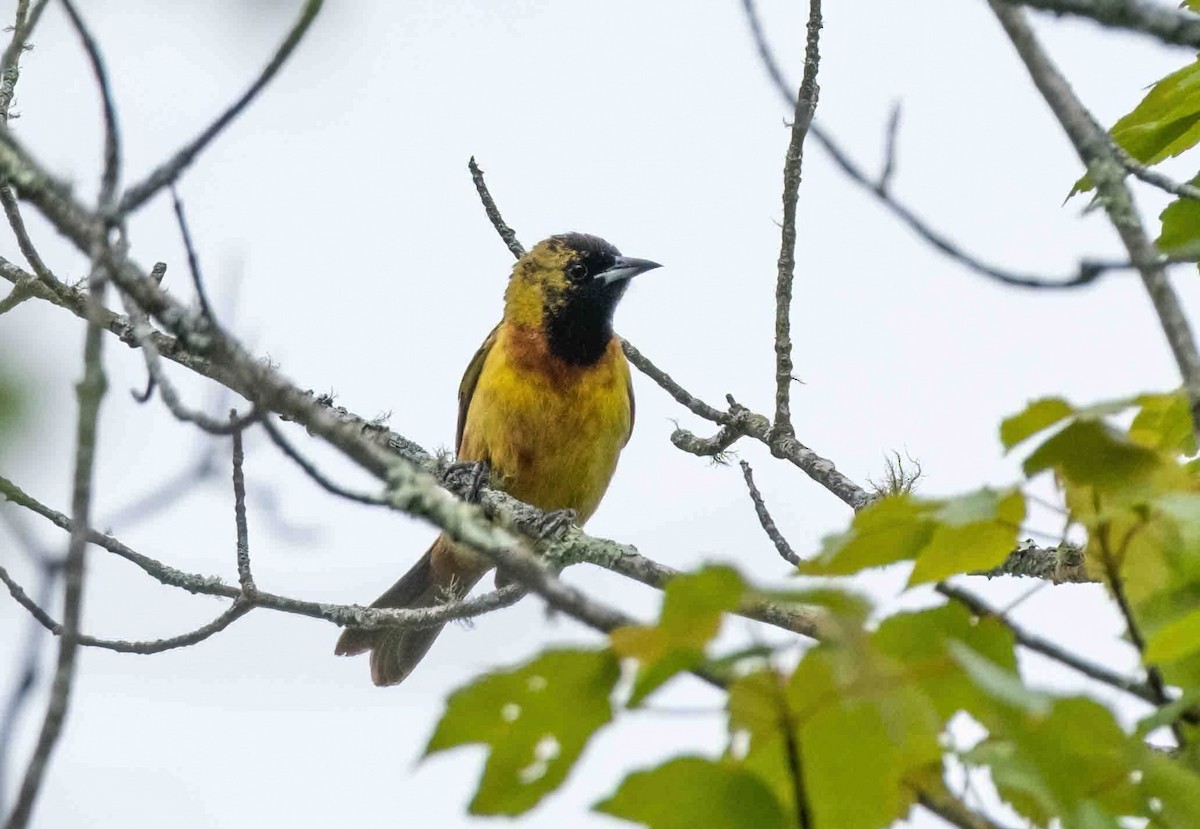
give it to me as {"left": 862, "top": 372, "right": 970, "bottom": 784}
{"left": 335, "top": 232, "right": 661, "bottom": 686}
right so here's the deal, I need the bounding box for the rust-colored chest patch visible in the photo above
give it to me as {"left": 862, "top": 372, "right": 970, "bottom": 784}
{"left": 457, "top": 324, "right": 633, "bottom": 524}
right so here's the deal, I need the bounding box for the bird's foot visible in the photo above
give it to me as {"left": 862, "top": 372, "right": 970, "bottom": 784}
{"left": 534, "top": 508, "right": 577, "bottom": 542}
{"left": 441, "top": 460, "right": 490, "bottom": 503}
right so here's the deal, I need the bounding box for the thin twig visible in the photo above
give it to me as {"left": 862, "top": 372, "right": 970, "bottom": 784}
{"left": 879, "top": 102, "right": 901, "bottom": 194}
{"left": 770, "top": 669, "right": 810, "bottom": 829}
{"left": 5, "top": 211, "right": 110, "bottom": 829}
{"left": 1118, "top": 148, "right": 1200, "bottom": 202}
{"left": 987, "top": 1, "right": 1200, "bottom": 447}
{"left": 936, "top": 582, "right": 1161, "bottom": 707}
{"left": 117, "top": 285, "right": 258, "bottom": 434}
{"left": 0, "top": 474, "right": 528, "bottom": 634}
{"left": 739, "top": 461, "right": 801, "bottom": 567}
{"left": 916, "top": 785, "right": 1013, "bottom": 829}
{"left": 118, "top": 0, "right": 324, "bottom": 214}
{"left": 170, "top": 187, "right": 214, "bottom": 321}
{"left": 230, "top": 410, "right": 256, "bottom": 597}
{"left": 770, "top": 0, "right": 821, "bottom": 441}
{"left": 0, "top": 555, "right": 55, "bottom": 819}
{"left": 2, "top": 562, "right": 252, "bottom": 654}
{"left": 60, "top": 0, "right": 120, "bottom": 209}
{"left": 620, "top": 339, "right": 731, "bottom": 425}
{"left": 261, "top": 416, "right": 386, "bottom": 506}
{"left": 1093, "top": 517, "right": 1187, "bottom": 746}
{"left": 739, "top": 0, "right": 1160, "bottom": 291}
{"left": 468, "top": 156, "right": 524, "bottom": 259}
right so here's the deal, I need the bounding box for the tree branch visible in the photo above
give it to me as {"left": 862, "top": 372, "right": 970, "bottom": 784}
{"left": 999, "top": 0, "right": 1200, "bottom": 49}
{"left": 769, "top": 0, "right": 822, "bottom": 442}
{"left": 936, "top": 582, "right": 1162, "bottom": 707}
{"left": 739, "top": 0, "right": 1178, "bottom": 292}
{"left": 468, "top": 156, "right": 524, "bottom": 259}
{"left": 988, "top": 0, "right": 1200, "bottom": 445}
{"left": 739, "top": 460, "right": 801, "bottom": 567}
{"left": 5, "top": 175, "right": 111, "bottom": 829}
{"left": 117, "top": 0, "right": 323, "bottom": 214}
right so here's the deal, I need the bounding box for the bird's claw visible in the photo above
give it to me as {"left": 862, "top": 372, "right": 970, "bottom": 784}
{"left": 441, "top": 460, "right": 489, "bottom": 503}
{"left": 535, "top": 508, "right": 577, "bottom": 541}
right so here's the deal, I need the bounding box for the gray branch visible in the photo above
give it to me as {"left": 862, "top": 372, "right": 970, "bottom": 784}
{"left": 1000, "top": 0, "right": 1200, "bottom": 49}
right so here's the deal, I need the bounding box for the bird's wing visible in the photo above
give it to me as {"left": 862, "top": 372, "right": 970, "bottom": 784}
{"left": 456, "top": 322, "right": 501, "bottom": 453}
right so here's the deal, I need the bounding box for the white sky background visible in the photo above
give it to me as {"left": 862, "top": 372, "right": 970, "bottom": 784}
{"left": 0, "top": 1, "right": 1196, "bottom": 827}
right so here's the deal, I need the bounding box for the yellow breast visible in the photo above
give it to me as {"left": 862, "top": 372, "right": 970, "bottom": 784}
{"left": 458, "top": 324, "right": 632, "bottom": 524}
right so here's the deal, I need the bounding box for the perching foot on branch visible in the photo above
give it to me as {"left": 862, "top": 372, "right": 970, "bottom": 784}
{"left": 440, "top": 460, "right": 490, "bottom": 503}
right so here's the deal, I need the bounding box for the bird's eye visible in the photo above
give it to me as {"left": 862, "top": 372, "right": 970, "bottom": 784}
{"left": 567, "top": 263, "right": 588, "bottom": 282}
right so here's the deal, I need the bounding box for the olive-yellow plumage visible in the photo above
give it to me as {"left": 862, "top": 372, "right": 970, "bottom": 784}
{"left": 335, "top": 233, "right": 659, "bottom": 686}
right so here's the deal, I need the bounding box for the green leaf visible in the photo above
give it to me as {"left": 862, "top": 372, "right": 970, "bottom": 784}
{"left": 425, "top": 648, "right": 618, "bottom": 815}
{"left": 1145, "top": 605, "right": 1200, "bottom": 664}
{"left": 1001, "top": 397, "right": 1074, "bottom": 450}
{"left": 610, "top": 566, "right": 744, "bottom": 705}
{"left": 803, "top": 495, "right": 933, "bottom": 576}
{"left": 948, "top": 640, "right": 1052, "bottom": 716}
{"left": 1131, "top": 390, "right": 1198, "bottom": 455}
{"left": 800, "top": 674, "right": 941, "bottom": 829}
{"left": 1158, "top": 192, "right": 1200, "bottom": 263}
{"left": 1113, "top": 60, "right": 1200, "bottom": 165}
{"left": 1140, "top": 751, "right": 1200, "bottom": 829}
{"left": 991, "top": 698, "right": 1142, "bottom": 821}
{"left": 1065, "top": 801, "right": 1122, "bottom": 829}
{"left": 908, "top": 489, "right": 1025, "bottom": 585}
{"left": 874, "top": 604, "right": 1018, "bottom": 722}
{"left": 1024, "top": 419, "right": 1163, "bottom": 488}
{"left": 595, "top": 757, "right": 788, "bottom": 829}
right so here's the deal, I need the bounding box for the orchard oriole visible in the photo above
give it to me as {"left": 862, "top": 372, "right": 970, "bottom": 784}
{"left": 335, "top": 233, "right": 660, "bottom": 685}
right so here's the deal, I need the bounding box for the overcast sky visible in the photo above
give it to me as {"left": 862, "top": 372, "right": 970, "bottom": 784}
{"left": 1, "top": 2, "right": 1196, "bottom": 827}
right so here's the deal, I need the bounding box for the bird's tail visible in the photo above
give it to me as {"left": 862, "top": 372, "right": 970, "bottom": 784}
{"left": 334, "top": 535, "right": 487, "bottom": 686}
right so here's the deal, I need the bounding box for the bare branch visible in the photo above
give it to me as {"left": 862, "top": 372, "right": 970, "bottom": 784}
{"left": 468, "top": 156, "right": 525, "bottom": 259}
{"left": 261, "top": 415, "right": 386, "bottom": 507}
{"left": 878, "top": 102, "right": 901, "bottom": 195}
{"left": 988, "top": 0, "right": 1200, "bottom": 442}
{"left": 170, "top": 187, "right": 215, "bottom": 321}
{"left": 0, "top": 0, "right": 54, "bottom": 289}
{"left": 117, "top": 0, "right": 324, "bottom": 214}
{"left": 916, "top": 785, "right": 1014, "bottom": 829}
{"left": 739, "top": 461, "right": 801, "bottom": 567}
{"left": 999, "top": 0, "right": 1200, "bottom": 49}
{"left": 1118, "top": 149, "right": 1200, "bottom": 202}
{"left": 620, "top": 338, "right": 732, "bottom": 425}
{"left": 60, "top": 0, "right": 120, "bottom": 208}
{"left": 0, "top": 473, "right": 527, "bottom": 634}
{"left": 116, "top": 282, "right": 259, "bottom": 434}
{"left": 0, "top": 0, "right": 49, "bottom": 122}
{"left": 978, "top": 539, "right": 1092, "bottom": 582}
{"left": 739, "top": 0, "right": 1166, "bottom": 291}
{"left": 229, "top": 411, "right": 256, "bottom": 598}
{"left": 770, "top": 0, "right": 822, "bottom": 441}
{"left": 0, "top": 554, "right": 55, "bottom": 819}
{"left": 936, "top": 582, "right": 1161, "bottom": 707}
{"left": 5, "top": 216, "right": 110, "bottom": 829}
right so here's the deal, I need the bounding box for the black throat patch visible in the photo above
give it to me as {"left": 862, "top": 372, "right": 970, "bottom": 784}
{"left": 543, "top": 234, "right": 628, "bottom": 366}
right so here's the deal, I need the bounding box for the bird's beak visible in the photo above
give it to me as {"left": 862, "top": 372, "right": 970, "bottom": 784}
{"left": 599, "top": 256, "right": 662, "bottom": 285}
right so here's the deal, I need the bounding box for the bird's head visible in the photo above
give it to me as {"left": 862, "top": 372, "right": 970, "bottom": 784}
{"left": 504, "top": 232, "right": 661, "bottom": 365}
